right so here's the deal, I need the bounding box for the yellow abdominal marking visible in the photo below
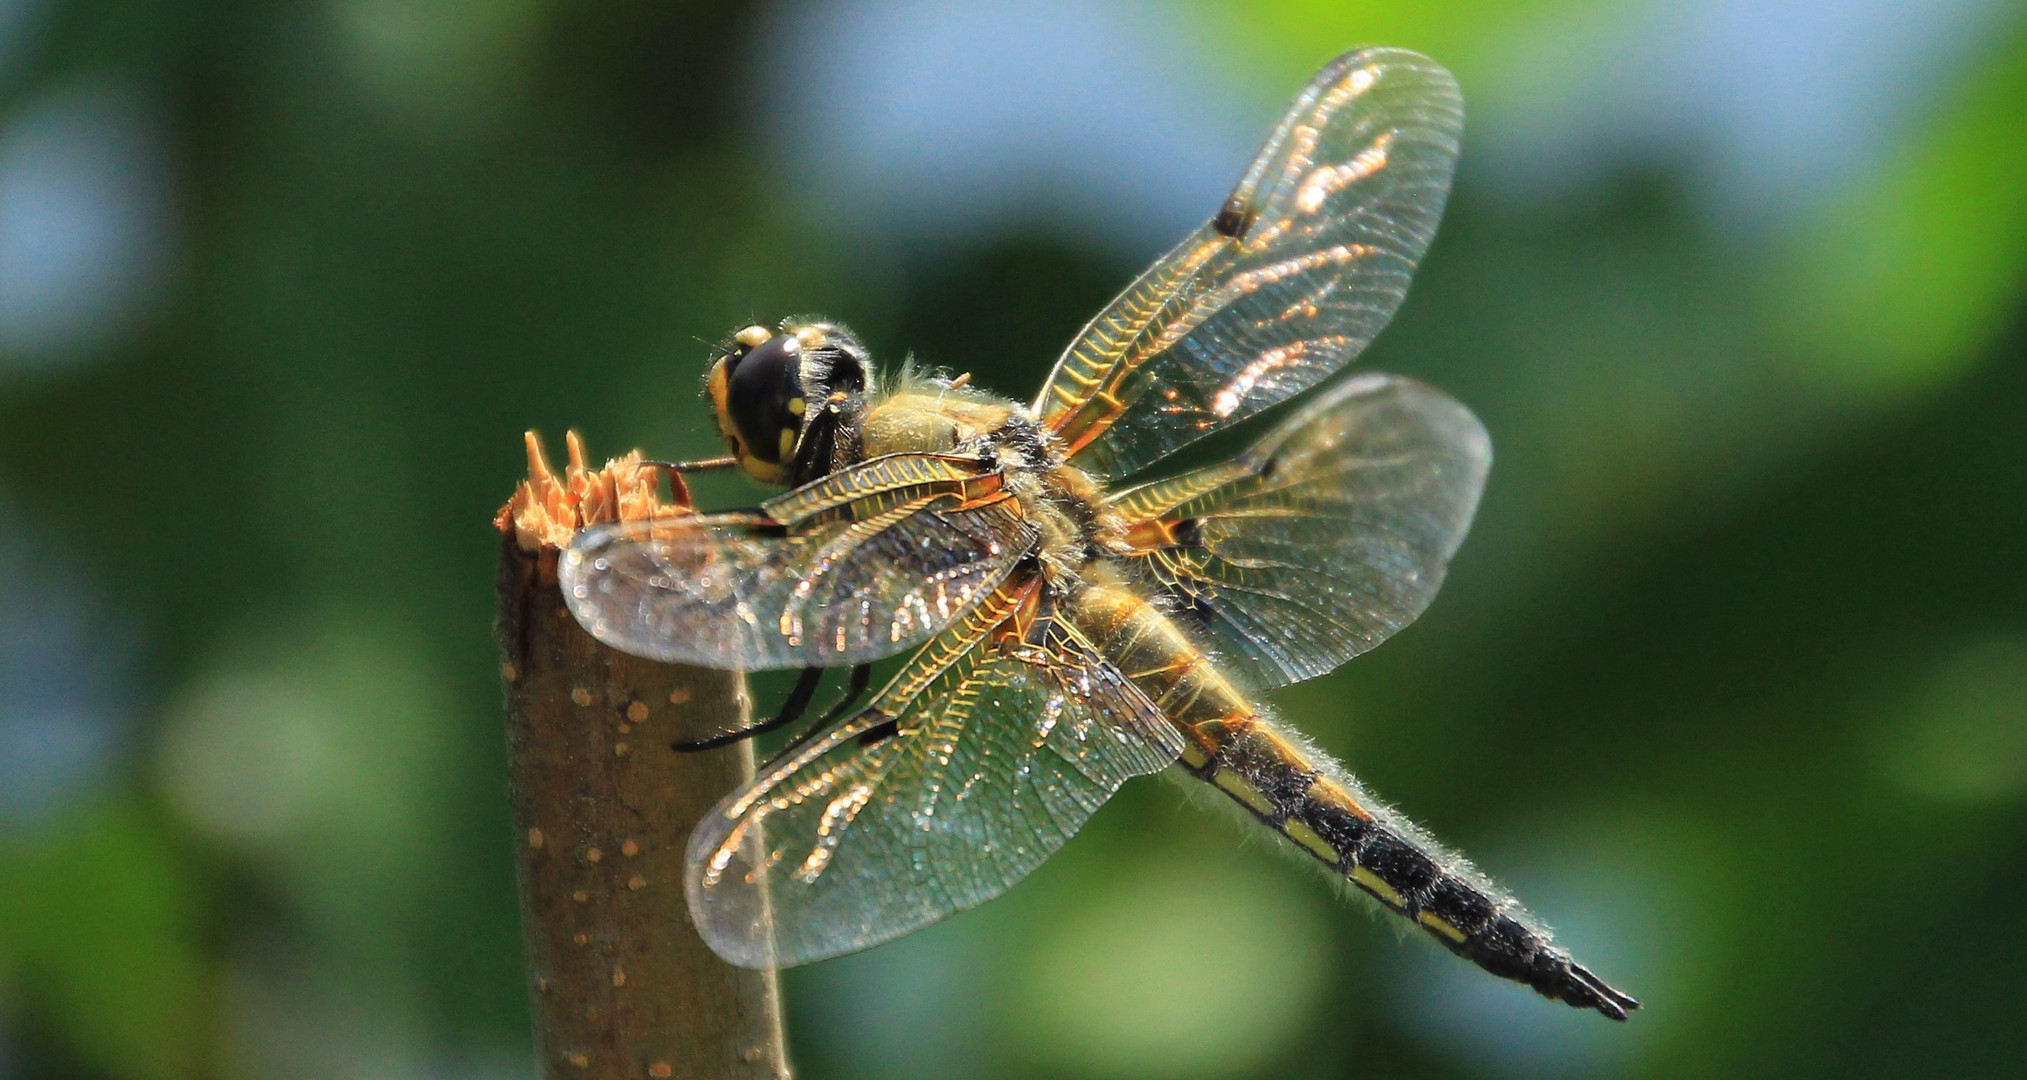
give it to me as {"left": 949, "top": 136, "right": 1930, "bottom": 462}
{"left": 1418, "top": 911, "right": 1467, "bottom": 942}
{"left": 1281, "top": 819, "right": 1339, "bottom": 863}
{"left": 788, "top": 397, "right": 807, "bottom": 416}
{"left": 1213, "top": 771, "right": 1276, "bottom": 816}
{"left": 1351, "top": 866, "right": 1404, "bottom": 908}
{"left": 778, "top": 428, "right": 797, "bottom": 460}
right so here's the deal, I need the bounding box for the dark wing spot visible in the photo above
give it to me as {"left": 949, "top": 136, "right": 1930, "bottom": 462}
{"left": 1214, "top": 195, "right": 1257, "bottom": 239}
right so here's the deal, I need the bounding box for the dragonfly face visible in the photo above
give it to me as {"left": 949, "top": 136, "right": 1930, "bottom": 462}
{"left": 561, "top": 47, "right": 1640, "bottom": 1021}
{"left": 704, "top": 321, "right": 873, "bottom": 485}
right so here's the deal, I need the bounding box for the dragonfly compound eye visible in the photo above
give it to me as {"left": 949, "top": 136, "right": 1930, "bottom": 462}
{"left": 726, "top": 333, "right": 809, "bottom": 464}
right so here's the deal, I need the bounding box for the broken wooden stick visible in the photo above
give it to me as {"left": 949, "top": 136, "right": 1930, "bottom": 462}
{"left": 495, "top": 431, "right": 787, "bottom": 1080}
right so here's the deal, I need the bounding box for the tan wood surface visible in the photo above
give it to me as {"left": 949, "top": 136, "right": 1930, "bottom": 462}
{"left": 496, "top": 433, "right": 787, "bottom": 1080}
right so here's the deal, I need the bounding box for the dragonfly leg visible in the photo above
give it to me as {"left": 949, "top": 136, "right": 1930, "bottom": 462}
{"left": 642, "top": 455, "right": 739, "bottom": 473}
{"left": 758, "top": 664, "right": 877, "bottom": 771}
{"left": 640, "top": 456, "right": 738, "bottom": 505}
{"left": 671, "top": 667, "right": 823, "bottom": 753}
{"left": 817, "top": 663, "right": 874, "bottom": 727}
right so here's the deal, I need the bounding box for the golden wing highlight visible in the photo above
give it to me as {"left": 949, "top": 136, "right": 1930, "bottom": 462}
{"left": 561, "top": 452, "right": 1036, "bottom": 679}
{"left": 1033, "top": 47, "right": 1462, "bottom": 477}
{"left": 684, "top": 572, "right": 1182, "bottom": 968}
{"left": 1106, "top": 373, "right": 1489, "bottom": 690}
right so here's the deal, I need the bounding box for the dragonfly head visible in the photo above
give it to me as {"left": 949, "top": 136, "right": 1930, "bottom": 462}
{"left": 706, "top": 319, "right": 874, "bottom": 485}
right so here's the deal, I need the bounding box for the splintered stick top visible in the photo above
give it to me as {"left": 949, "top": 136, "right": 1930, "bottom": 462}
{"left": 495, "top": 431, "right": 786, "bottom": 1080}
{"left": 498, "top": 429, "right": 690, "bottom": 552}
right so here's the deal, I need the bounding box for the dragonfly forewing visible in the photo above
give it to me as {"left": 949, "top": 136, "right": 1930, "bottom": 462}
{"left": 684, "top": 572, "right": 1181, "bottom": 968}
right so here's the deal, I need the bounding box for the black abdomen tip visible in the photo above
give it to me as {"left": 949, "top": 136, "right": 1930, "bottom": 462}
{"left": 1484, "top": 919, "right": 1641, "bottom": 1021}
{"left": 1555, "top": 960, "right": 1641, "bottom": 1021}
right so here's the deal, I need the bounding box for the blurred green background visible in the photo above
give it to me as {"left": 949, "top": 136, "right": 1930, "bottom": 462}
{"left": 2, "top": 0, "right": 2024, "bottom": 1077}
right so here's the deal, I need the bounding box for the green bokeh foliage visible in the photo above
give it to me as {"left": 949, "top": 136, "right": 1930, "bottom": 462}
{"left": 0, "top": 2, "right": 2022, "bottom": 1078}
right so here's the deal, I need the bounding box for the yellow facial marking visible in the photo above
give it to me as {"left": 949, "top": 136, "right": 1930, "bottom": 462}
{"left": 1213, "top": 770, "right": 1276, "bottom": 817}
{"left": 706, "top": 358, "right": 735, "bottom": 436}
{"left": 778, "top": 428, "right": 798, "bottom": 461}
{"left": 1281, "top": 819, "right": 1339, "bottom": 863}
{"left": 735, "top": 324, "right": 771, "bottom": 348}
{"left": 787, "top": 397, "right": 807, "bottom": 416}
{"left": 1351, "top": 867, "right": 1404, "bottom": 908}
{"left": 1418, "top": 911, "right": 1467, "bottom": 943}
{"left": 740, "top": 454, "right": 791, "bottom": 485}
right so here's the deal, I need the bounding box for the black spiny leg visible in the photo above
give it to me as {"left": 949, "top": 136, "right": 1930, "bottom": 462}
{"left": 763, "top": 664, "right": 877, "bottom": 770}
{"left": 641, "top": 456, "right": 739, "bottom": 505}
{"left": 672, "top": 667, "right": 824, "bottom": 753}
{"left": 642, "top": 456, "right": 739, "bottom": 473}
{"left": 818, "top": 663, "right": 874, "bottom": 727}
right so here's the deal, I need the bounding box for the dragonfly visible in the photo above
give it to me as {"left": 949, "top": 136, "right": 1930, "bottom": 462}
{"left": 561, "top": 46, "right": 1638, "bottom": 1020}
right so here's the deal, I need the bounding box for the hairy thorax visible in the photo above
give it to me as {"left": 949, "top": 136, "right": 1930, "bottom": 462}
{"left": 861, "top": 387, "right": 1128, "bottom": 581}
{"left": 860, "top": 389, "right": 1011, "bottom": 458}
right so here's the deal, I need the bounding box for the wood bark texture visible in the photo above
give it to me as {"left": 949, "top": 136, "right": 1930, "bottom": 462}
{"left": 495, "top": 433, "right": 788, "bottom": 1080}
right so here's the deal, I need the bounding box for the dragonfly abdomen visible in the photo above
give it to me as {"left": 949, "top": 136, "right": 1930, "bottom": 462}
{"left": 1069, "top": 583, "right": 1638, "bottom": 1021}
{"left": 1196, "top": 721, "right": 1634, "bottom": 1019}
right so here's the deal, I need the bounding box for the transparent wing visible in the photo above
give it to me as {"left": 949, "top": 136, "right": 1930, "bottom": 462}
{"left": 1033, "top": 47, "right": 1461, "bottom": 478}
{"left": 684, "top": 574, "right": 1183, "bottom": 968}
{"left": 561, "top": 453, "right": 1036, "bottom": 672}
{"left": 1105, "top": 373, "right": 1489, "bottom": 690}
